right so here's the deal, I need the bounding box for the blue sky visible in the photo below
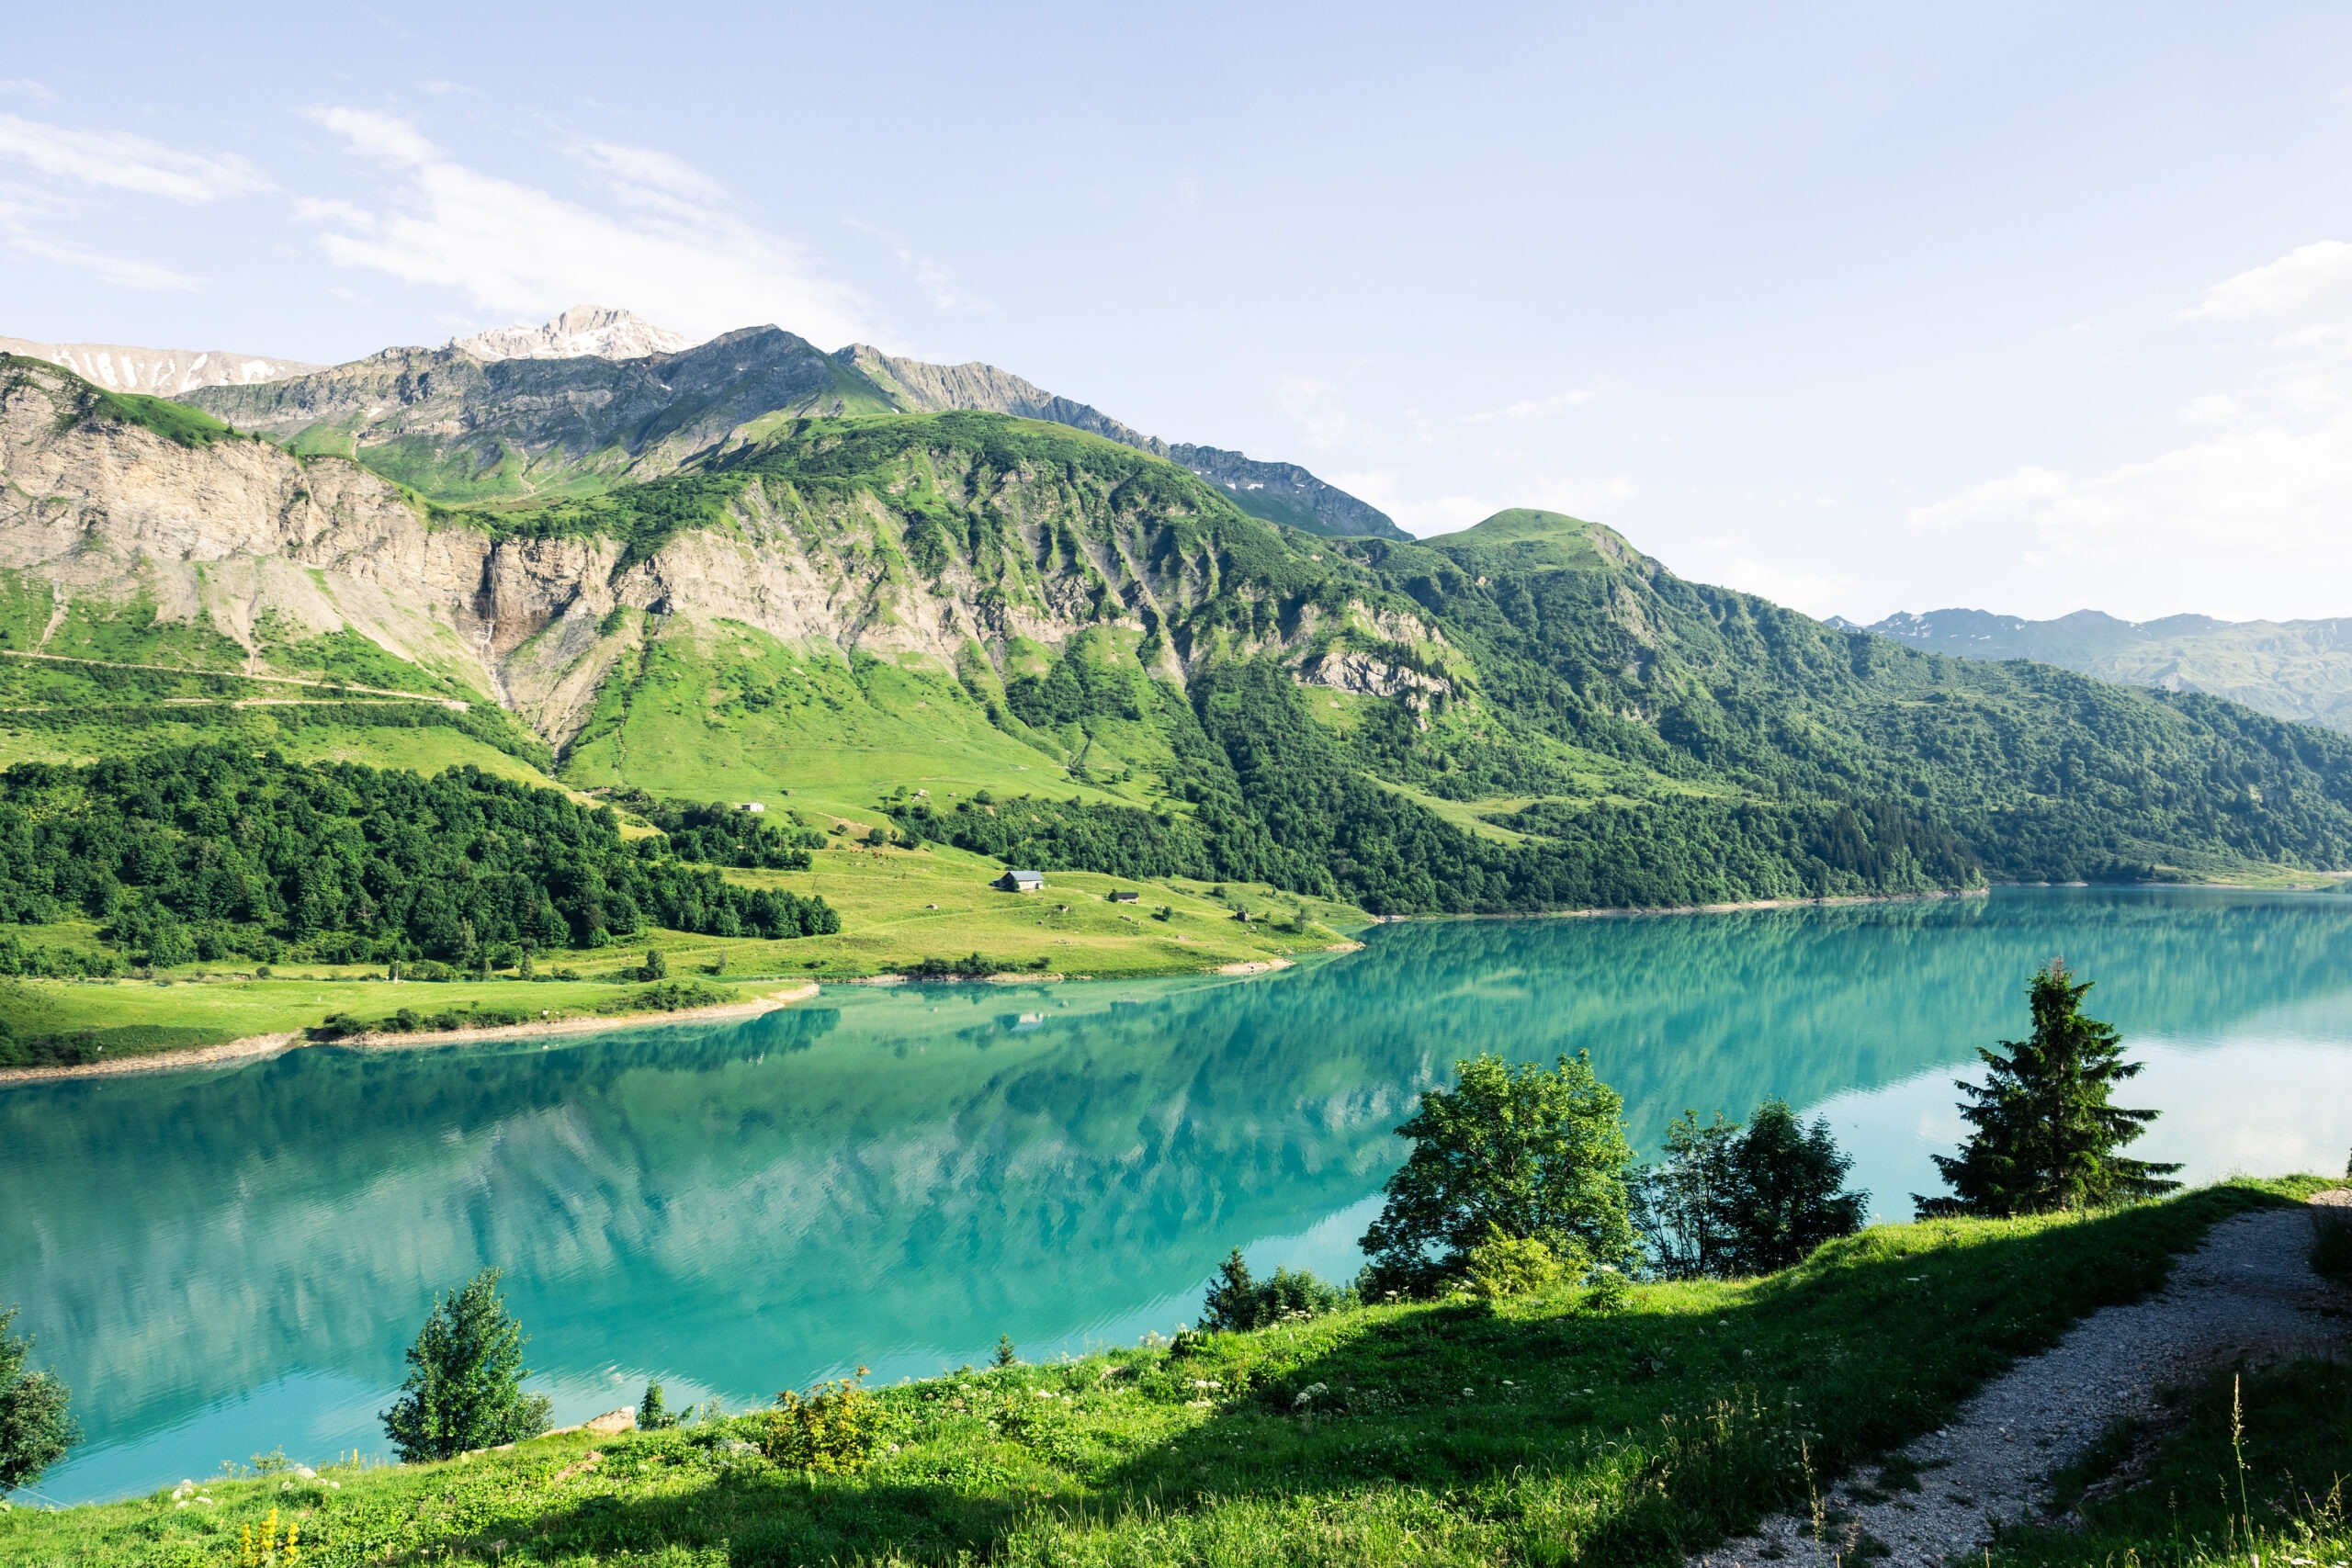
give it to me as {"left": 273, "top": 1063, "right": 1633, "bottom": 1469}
{"left": 6, "top": 2, "right": 2352, "bottom": 621}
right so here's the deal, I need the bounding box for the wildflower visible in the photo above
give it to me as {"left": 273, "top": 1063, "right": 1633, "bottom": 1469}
{"left": 1461, "top": 1387, "right": 1474, "bottom": 1397}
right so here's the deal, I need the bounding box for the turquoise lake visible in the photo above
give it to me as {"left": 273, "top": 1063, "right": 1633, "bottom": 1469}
{"left": 6, "top": 886, "right": 2350, "bottom": 1503}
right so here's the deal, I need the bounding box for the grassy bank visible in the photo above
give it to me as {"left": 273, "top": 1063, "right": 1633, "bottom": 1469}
{"left": 0, "top": 837, "right": 1359, "bottom": 1070}
{"left": 0, "top": 1181, "right": 2323, "bottom": 1566}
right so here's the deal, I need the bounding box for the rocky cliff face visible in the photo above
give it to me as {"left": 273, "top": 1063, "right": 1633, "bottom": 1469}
{"left": 4, "top": 355, "right": 1450, "bottom": 755}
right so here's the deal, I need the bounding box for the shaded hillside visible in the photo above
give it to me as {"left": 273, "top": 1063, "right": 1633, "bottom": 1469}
{"left": 1853, "top": 606, "right": 2352, "bottom": 734}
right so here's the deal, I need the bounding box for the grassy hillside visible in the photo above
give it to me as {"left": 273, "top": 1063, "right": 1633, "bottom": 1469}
{"left": 0, "top": 1180, "right": 2320, "bottom": 1566}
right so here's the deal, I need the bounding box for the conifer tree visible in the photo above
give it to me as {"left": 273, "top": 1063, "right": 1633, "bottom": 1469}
{"left": 1916, "top": 961, "right": 2180, "bottom": 1218}
{"left": 381, "top": 1269, "right": 551, "bottom": 1462}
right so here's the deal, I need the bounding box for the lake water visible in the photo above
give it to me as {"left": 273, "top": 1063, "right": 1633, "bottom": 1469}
{"left": 7, "top": 886, "right": 2350, "bottom": 1503}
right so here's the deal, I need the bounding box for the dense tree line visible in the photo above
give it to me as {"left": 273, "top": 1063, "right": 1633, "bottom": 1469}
{"left": 901, "top": 661, "right": 1988, "bottom": 914}
{"left": 639, "top": 799, "right": 825, "bottom": 868}
{"left": 0, "top": 746, "right": 835, "bottom": 968}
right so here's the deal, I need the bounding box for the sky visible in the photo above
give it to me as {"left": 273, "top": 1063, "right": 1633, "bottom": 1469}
{"left": 5, "top": 1, "right": 2352, "bottom": 623}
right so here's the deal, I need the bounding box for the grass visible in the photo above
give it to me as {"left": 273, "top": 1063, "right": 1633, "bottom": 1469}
{"left": 1988, "top": 1356, "right": 2352, "bottom": 1567}
{"left": 0, "top": 968, "right": 801, "bottom": 1063}
{"left": 0, "top": 842, "right": 1358, "bottom": 1059}
{"left": 0, "top": 1181, "right": 2318, "bottom": 1566}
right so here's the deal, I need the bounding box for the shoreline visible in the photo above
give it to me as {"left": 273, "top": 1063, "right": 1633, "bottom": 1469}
{"left": 1368, "top": 886, "right": 1995, "bottom": 922}
{"left": 0, "top": 981, "right": 820, "bottom": 1088}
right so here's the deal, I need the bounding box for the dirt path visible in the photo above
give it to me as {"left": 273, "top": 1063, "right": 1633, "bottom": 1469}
{"left": 1694, "top": 1197, "right": 2349, "bottom": 1567}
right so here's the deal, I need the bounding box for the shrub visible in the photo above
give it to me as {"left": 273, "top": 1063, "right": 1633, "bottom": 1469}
{"left": 0, "top": 1305, "right": 78, "bottom": 1490}
{"left": 758, "top": 1371, "right": 885, "bottom": 1473}
{"left": 1463, "top": 1224, "right": 1574, "bottom": 1299}
{"left": 380, "top": 1269, "right": 552, "bottom": 1462}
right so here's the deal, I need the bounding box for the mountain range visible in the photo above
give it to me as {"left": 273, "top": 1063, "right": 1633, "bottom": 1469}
{"left": 5, "top": 331, "right": 2352, "bottom": 914}
{"left": 1848, "top": 608, "right": 2352, "bottom": 735}
{"left": 8, "top": 306, "right": 1405, "bottom": 541}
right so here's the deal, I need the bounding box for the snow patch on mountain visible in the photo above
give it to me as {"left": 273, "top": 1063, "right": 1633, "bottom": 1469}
{"left": 452, "top": 306, "right": 691, "bottom": 362}
{"left": 0, "top": 336, "right": 320, "bottom": 394}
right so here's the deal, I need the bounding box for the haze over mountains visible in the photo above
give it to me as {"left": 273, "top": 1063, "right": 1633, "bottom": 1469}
{"left": 6, "top": 334, "right": 2352, "bottom": 913}
{"left": 1849, "top": 608, "right": 2352, "bottom": 735}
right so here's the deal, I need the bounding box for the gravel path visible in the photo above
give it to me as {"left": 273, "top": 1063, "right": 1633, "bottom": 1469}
{"left": 1693, "top": 1197, "right": 2349, "bottom": 1568}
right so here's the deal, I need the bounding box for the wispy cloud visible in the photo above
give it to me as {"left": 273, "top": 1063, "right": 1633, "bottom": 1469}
{"left": 0, "top": 111, "right": 267, "bottom": 202}
{"left": 300, "top": 107, "right": 868, "bottom": 346}
{"left": 8, "top": 234, "right": 199, "bottom": 290}
{"left": 843, "top": 217, "right": 974, "bottom": 311}
{"left": 1458, "top": 384, "right": 1611, "bottom": 423}
{"left": 1908, "top": 237, "right": 2352, "bottom": 615}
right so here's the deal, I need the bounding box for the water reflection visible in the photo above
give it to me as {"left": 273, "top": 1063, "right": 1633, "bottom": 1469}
{"left": 6, "top": 886, "right": 2349, "bottom": 1501}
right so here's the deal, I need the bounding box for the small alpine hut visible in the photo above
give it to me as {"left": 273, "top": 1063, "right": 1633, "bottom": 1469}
{"left": 995, "top": 869, "right": 1046, "bottom": 893}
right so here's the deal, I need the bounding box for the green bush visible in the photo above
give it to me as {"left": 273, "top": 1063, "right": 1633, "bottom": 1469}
{"left": 757, "top": 1371, "right": 886, "bottom": 1473}
{"left": 2311, "top": 1204, "right": 2352, "bottom": 1286}
{"left": 1463, "top": 1224, "right": 1574, "bottom": 1299}
{"left": 0, "top": 1304, "right": 77, "bottom": 1490}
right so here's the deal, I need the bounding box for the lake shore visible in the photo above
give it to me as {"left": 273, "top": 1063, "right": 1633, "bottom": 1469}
{"left": 0, "top": 981, "right": 821, "bottom": 1087}
{"left": 1370, "top": 886, "right": 1996, "bottom": 922}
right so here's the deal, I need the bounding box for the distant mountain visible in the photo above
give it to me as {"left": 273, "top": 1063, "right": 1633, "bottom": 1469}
{"left": 0, "top": 335, "right": 319, "bottom": 395}
{"left": 180, "top": 308, "right": 1406, "bottom": 537}
{"left": 452, "top": 304, "right": 691, "bottom": 362}
{"left": 1846, "top": 607, "right": 2352, "bottom": 734}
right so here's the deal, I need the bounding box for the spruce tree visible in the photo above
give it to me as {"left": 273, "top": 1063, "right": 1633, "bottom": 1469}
{"left": 1916, "top": 961, "right": 2180, "bottom": 1218}
{"left": 381, "top": 1269, "right": 551, "bottom": 1462}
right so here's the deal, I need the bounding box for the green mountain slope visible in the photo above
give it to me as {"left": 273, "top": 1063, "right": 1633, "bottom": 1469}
{"left": 1853, "top": 606, "right": 2352, "bottom": 734}
{"left": 183, "top": 324, "right": 1408, "bottom": 538}
{"left": 14, "top": 355, "right": 2352, "bottom": 919}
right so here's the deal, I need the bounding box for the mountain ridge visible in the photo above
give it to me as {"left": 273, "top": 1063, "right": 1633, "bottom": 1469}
{"left": 1851, "top": 606, "right": 2352, "bottom": 733}
{"left": 162, "top": 309, "right": 1407, "bottom": 538}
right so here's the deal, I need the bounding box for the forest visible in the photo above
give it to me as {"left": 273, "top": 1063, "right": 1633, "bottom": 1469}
{"left": 0, "top": 747, "right": 836, "bottom": 970}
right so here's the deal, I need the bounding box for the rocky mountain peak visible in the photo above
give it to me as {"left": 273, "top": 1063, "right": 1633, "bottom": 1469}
{"left": 451, "top": 305, "right": 692, "bottom": 363}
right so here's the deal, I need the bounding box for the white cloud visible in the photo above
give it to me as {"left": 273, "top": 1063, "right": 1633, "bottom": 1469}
{"left": 8, "top": 234, "right": 199, "bottom": 290}
{"left": 1898, "top": 237, "right": 2352, "bottom": 618}
{"left": 2181, "top": 240, "right": 2352, "bottom": 336}
{"left": 299, "top": 108, "right": 867, "bottom": 347}
{"left": 1459, "top": 385, "right": 1610, "bottom": 423}
{"left": 0, "top": 111, "right": 266, "bottom": 202}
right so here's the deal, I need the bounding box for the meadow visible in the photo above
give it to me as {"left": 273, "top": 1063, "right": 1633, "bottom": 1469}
{"left": 0, "top": 1180, "right": 2327, "bottom": 1566}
